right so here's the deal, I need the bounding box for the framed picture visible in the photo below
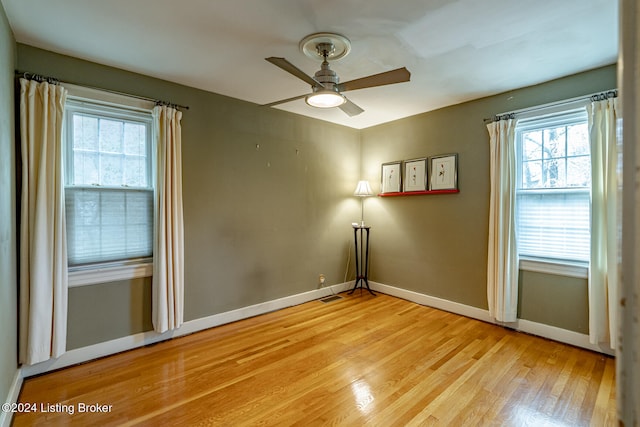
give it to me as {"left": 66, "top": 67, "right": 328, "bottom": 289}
{"left": 381, "top": 161, "right": 402, "bottom": 193}
{"left": 403, "top": 158, "right": 427, "bottom": 192}
{"left": 429, "top": 154, "right": 458, "bottom": 190}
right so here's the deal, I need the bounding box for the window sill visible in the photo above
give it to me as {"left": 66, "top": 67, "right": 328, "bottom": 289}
{"left": 519, "top": 258, "right": 588, "bottom": 279}
{"left": 68, "top": 262, "right": 153, "bottom": 287}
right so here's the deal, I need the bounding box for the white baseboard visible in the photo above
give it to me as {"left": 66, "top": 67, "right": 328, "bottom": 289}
{"left": 180, "top": 282, "right": 352, "bottom": 336}
{"left": 0, "top": 369, "right": 23, "bottom": 427}
{"left": 369, "top": 281, "right": 614, "bottom": 356}
{"left": 515, "top": 318, "right": 614, "bottom": 355}
{"left": 369, "top": 281, "right": 493, "bottom": 322}
{"left": 21, "top": 281, "right": 353, "bottom": 378}
{"left": 19, "top": 278, "right": 612, "bottom": 382}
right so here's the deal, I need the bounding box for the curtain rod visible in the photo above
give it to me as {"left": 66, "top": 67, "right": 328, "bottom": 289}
{"left": 16, "top": 70, "right": 190, "bottom": 111}
{"left": 483, "top": 89, "right": 618, "bottom": 124}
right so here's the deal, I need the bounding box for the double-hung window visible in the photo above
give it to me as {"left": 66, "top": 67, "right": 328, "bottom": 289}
{"left": 64, "top": 98, "right": 154, "bottom": 268}
{"left": 515, "top": 107, "right": 590, "bottom": 265}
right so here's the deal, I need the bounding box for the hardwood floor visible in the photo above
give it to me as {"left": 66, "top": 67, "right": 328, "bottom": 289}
{"left": 14, "top": 292, "right": 616, "bottom": 426}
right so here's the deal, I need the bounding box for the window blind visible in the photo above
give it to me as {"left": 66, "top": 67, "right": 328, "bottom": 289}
{"left": 65, "top": 187, "right": 153, "bottom": 266}
{"left": 516, "top": 189, "right": 590, "bottom": 262}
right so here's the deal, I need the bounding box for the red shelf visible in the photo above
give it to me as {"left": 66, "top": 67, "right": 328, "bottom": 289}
{"left": 378, "top": 189, "right": 459, "bottom": 197}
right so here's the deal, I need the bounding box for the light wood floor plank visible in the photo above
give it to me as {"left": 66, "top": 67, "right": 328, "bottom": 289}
{"left": 14, "top": 292, "right": 616, "bottom": 426}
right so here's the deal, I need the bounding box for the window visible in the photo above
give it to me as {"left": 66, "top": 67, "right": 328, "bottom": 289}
{"left": 64, "top": 99, "right": 153, "bottom": 267}
{"left": 516, "top": 108, "right": 590, "bottom": 264}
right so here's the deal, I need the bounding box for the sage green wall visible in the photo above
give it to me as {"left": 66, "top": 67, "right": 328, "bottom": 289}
{"left": 17, "top": 44, "right": 361, "bottom": 348}
{"left": 360, "top": 65, "right": 616, "bottom": 331}
{"left": 67, "top": 278, "right": 152, "bottom": 349}
{"left": 15, "top": 43, "right": 614, "bottom": 350}
{"left": 518, "top": 271, "right": 588, "bottom": 333}
{"left": 0, "top": 3, "right": 17, "bottom": 406}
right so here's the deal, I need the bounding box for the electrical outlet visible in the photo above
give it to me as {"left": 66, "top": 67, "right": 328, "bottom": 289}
{"left": 319, "top": 274, "right": 326, "bottom": 286}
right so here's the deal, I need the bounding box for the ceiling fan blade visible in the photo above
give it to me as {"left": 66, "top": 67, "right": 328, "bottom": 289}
{"left": 339, "top": 97, "right": 365, "bottom": 117}
{"left": 262, "top": 93, "right": 307, "bottom": 107}
{"left": 265, "top": 57, "right": 324, "bottom": 88}
{"left": 337, "top": 67, "right": 411, "bottom": 92}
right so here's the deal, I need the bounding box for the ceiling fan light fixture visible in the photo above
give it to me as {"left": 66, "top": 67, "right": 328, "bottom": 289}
{"left": 265, "top": 32, "right": 409, "bottom": 116}
{"left": 305, "top": 90, "right": 346, "bottom": 108}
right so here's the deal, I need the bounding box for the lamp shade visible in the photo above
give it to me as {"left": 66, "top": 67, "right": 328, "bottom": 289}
{"left": 305, "top": 90, "right": 346, "bottom": 108}
{"left": 354, "top": 180, "right": 373, "bottom": 197}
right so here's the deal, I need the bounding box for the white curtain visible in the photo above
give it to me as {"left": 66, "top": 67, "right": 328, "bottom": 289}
{"left": 152, "top": 105, "right": 185, "bottom": 333}
{"left": 587, "top": 98, "right": 620, "bottom": 348}
{"left": 486, "top": 119, "right": 519, "bottom": 322}
{"left": 19, "top": 78, "right": 68, "bottom": 365}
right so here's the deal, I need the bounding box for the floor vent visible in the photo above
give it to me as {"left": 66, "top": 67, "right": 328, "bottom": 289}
{"left": 320, "top": 295, "right": 343, "bottom": 304}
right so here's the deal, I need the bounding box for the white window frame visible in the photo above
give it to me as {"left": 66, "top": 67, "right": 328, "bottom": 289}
{"left": 63, "top": 85, "right": 156, "bottom": 286}
{"left": 514, "top": 100, "right": 591, "bottom": 277}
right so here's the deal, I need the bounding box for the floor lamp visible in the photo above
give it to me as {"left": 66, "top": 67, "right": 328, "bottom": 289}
{"left": 351, "top": 180, "right": 374, "bottom": 295}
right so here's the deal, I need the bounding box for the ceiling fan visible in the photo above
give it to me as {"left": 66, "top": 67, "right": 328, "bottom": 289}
{"left": 264, "top": 33, "right": 411, "bottom": 117}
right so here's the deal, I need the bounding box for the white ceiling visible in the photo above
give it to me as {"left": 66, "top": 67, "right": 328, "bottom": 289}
{"left": 2, "top": 0, "right": 618, "bottom": 129}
